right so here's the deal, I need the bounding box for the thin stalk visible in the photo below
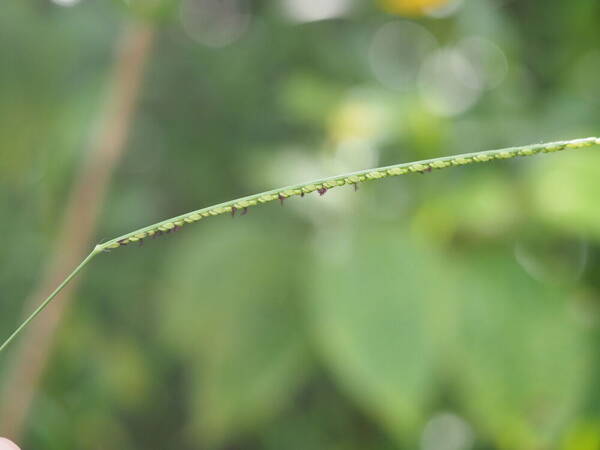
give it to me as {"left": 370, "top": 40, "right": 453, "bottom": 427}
{"left": 0, "top": 136, "right": 599, "bottom": 353}
{"left": 0, "top": 247, "right": 101, "bottom": 353}
{"left": 0, "top": 21, "right": 156, "bottom": 439}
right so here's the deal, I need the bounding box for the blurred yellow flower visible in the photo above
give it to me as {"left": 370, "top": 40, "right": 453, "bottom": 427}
{"left": 378, "top": 0, "right": 450, "bottom": 16}
{"left": 328, "top": 100, "right": 384, "bottom": 145}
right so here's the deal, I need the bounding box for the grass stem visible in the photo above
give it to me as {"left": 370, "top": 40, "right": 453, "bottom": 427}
{"left": 1, "top": 136, "right": 598, "bottom": 353}
{"left": 0, "top": 248, "right": 101, "bottom": 353}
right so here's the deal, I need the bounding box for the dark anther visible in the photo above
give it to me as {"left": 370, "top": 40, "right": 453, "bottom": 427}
{"left": 353, "top": 183, "right": 359, "bottom": 192}
{"left": 231, "top": 206, "right": 237, "bottom": 218}
{"left": 301, "top": 192, "right": 305, "bottom": 198}
{"left": 139, "top": 239, "right": 144, "bottom": 246}
{"left": 279, "top": 194, "right": 285, "bottom": 205}
{"left": 420, "top": 167, "right": 432, "bottom": 174}
{"left": 242, "top": 207, "right": 248, "bottom": 215}
{"left": 318, "top": 187, "right": 328, "bottom": 196}
{"left": 118, "top": 239, "right": 128, "bottom": 246}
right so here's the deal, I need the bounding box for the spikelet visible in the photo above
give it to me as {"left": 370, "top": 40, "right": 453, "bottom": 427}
{"left": 3, "top": 136, "right": 600, "bottom": 355}
{"left": 99, "top": 137, "right": 599, "bottom": 251}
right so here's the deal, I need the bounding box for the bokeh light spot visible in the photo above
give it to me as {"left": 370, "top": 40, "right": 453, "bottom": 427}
{"left": 421, "top": 412, "right": 474, "bottom": 450}
{"left": 180, "top": 0, "right": 251, "bottom": 48}
{"left": 458, "top": 37, "right": 508, "bottom": 90}
{"left": 426, "top": 0, "right": 463, "bottom": 18}
{"left": 282, "top": 0, "right": 352, "bottom": 23}
{"left": 514, "top": 235, "right": 588, "bottom": 286}
{"left": 418, "top": 48, "right": 482, "bottom": 116}
{"left": 50, "top": 0, "right": 81, "bottom": 6}
{"left": 369, "top": 21, "right": 437, "bottom": 91}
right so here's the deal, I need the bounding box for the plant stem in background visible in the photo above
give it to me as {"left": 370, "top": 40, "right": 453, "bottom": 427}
{"left": 0, "top": 21, "right": 155, "bottom": 440}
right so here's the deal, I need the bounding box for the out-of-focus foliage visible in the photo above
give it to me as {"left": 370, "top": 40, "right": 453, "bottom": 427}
{"left": 158, "top": 219, "right": 309, "bottom": 445}
{"left": 114, "top": 0, "right": 178, "bottom": 21}
{"left": 1, "top": 0, "right": 600, "bottom": 449}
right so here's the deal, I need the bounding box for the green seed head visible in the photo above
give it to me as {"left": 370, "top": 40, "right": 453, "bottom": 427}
{"left": 97, "top": 136, "right": 599, "bottom": 253}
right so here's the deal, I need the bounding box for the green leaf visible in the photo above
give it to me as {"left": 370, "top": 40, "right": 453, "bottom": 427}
{"left": 157, "top": 219, "right": 310, "bottom": 446}
{"left": 307, "top": 223, "right": 450, "bottom": 443}
{"left": 453, "top": 251, "right": 591, "bottom": 448}
{"left": 529, "top": 149, "right": 600, "bottom": 241}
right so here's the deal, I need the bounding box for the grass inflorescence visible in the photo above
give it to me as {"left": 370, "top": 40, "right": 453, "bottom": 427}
{"left": 100, "top": 136, "right": 599, "bottom": 251}
{"left": 1, "top": 136, "right": 598, "bottom": 353}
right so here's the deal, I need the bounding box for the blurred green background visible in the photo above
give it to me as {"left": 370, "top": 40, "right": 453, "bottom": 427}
{"left": 1, "top": 0, "right": 600, "bottom": 449}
